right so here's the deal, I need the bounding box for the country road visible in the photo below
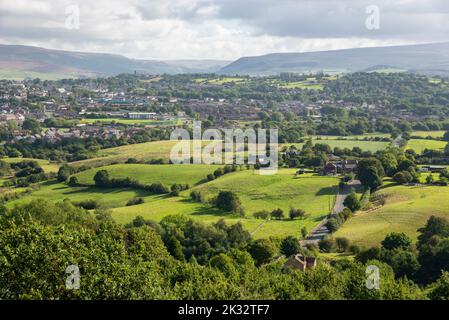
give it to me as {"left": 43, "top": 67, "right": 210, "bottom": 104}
{"left": 302, "top": 179, "right": 361, "bottom": 246}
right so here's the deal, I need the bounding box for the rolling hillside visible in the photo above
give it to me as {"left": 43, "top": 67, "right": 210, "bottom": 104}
{"left": 219, "top": 42, "right": 449, "bottom": 75}
{"left": 335, "top": 185, "right": 449, "bottom": 248}
{"left": 0, "top": 44, "right": 229, "bottom": 79}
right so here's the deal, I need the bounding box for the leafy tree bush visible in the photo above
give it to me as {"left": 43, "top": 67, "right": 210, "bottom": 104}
{"left": 381, "top": 232, "right": 412, "bottom": 250}
{"left": 318, "top": 238, "right": 336, "bottom": 253}
{"left": 249, "top": 239, "right": 277, "bottom": 266}
{"left": 253, "top": 210, "right": 270, "bottom": 220}
{"left": 270, "top": 208, "right": 284, "bottom": 220}
{"left": 289, "top": 207, "right": 306, "bottom": 220}
{"left": 326, "top": 218, "right": 340, "bottom": 233}
{"left": 190, "top": 190, "right": 204, "bottom": 202}
{"left": 393, "top": 171, "right": 413, "bottom": 185}
{"left": 336, "top": 237, "right": 351, "bottom": 252}
{"left": 73, "top": 199, "right": 99, "bottom": 210}
{"left": 213, "top": 168, "right": 224, "bottom": 178}
{"left": 215, "top": 191, "right": 242, "bottom": 213}
{"left": 280, "top": 236, "right": 301, "bottom": 257}
{"left": 429, "top": 272, "right": 449, "bottom": 300}
{"left": 301, "top": 227, "right": 308, "bottom": 239}
{"left": 357, "top": 158, "right": 384, "bottom": 189}
{"left": 343, "top": 192, "right": 361, "bottom": 212}
{"left": 126, "top": 197, "right": 144, "bottom": 206}
{"left": 93, "top": 170, "right": 110, "bottom": 187}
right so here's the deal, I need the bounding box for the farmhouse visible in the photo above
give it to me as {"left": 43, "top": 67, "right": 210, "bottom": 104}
{"left": 284, "top": 254, "right": 317, "bottom": 272}
{"left": 324, "top": 162, "right": 338, "bottom": 175}
{"left": 323, "top": 159, "right": 358, "bottom": 175}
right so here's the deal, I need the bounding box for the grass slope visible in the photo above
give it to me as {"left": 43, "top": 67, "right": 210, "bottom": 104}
{"left": 411, "top": 131, "right": 446, "bottom": 138}
{"left": 74, "top": 164, "right": 220, "bottom": 186}
{"left": 70, "top": 140, "right": 181, "bottom": 167}
{"left": 111, "top": 170, "right": 339, "bottom": 239}
{"left": 6, "top": 181, "right": 149, "bottom": 209}
{"left": 8, "top": 167, "right": 338, "bottom": 239}
{"left": 1, "top": 157, "right": 60, "bottom": 173}
{"left": 335, "top": 185, "right": 449, "bottom": 248}
{"left": 70, "top": 140, "right": 222, "bottom": 168}
{"left": 406, "top": 139, "right": 447, "bottom": 154}
{"left": 283, "top": 139, "right": 389, "bottom": 153}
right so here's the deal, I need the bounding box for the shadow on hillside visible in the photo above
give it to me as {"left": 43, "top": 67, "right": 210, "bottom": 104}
{"left": 377, "top": 182, "right": 400, "bottom": 191}
{"left": 61, "top": 187, "right": 150, "bottom": 197}
{"left": 315, "top": 186, "right": 338, "bottom": 196}
{"left": 180, "top": 199, "right": 230, "bottom": 217}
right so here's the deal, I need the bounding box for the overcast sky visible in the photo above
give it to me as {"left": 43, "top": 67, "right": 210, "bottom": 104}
{"left": 0, "top": 0, "right": 448, "bottom": 60}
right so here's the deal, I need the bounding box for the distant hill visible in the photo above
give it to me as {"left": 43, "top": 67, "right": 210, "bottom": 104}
{"left": 0, "top": 44, "right": 230, "bottom": 80}
{"left": 2, "top": 42, "right": 449, "bottom": 80}
{"left": 218, "top": 42, "right": 449, "bottom": 76}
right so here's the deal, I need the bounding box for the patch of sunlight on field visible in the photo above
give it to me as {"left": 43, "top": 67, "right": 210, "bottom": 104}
{"left": 2, "top": 157, "right": 60, "bottom": 173}
{"left": 7, "top": 181, "right": 149, "bottom": 209}
{"left": 111, "top": 169, "right": 338, "bottom": 239}
{"left": 335, "top": 185, "right": 449, "bottom": 248}
{"left": 75, "top": 164, "right": 221, "bottom": 186}
{"left": 283, "top": 138, "right": 390, "bottom": 153}
{"left": 406, "top": 139, "right": 447, "bottom": 154}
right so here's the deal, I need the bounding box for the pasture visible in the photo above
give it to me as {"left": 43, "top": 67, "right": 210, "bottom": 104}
{"left": 406, "top": 139, "right": 447, "bottom": 154}
{"left": 70, "top": 140, "right": 182, "bottom": 167}
{"left": 411, "top": 131, "right": 446, "bottom": 138}
{"left": 111, "top": 170, "right": 339, "bottom": 239}
{"left": 74, "top": 164, "right": 221, "bottom": 186}
{"left": 283, "top": 138, "right": 390, "bottom": 153}
{"left": 334, "top": 185, "right": 449, "bottom": 248}
{"left": 1, "top": 157, "right": 60, "bottom": 173}
{"left": 5, "top": 181, "right": 150, "bottom": 209}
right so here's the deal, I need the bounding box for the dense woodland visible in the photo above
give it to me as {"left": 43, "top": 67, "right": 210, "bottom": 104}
{"left": 1, "top": 199, "right": 448, "bottom": 300}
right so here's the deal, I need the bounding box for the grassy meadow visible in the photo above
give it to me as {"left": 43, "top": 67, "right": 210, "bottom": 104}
{"left": 283, "top": 138, "right": 390, "bottom": 153}
{"left": 411, "top": 131, "right": 446, "bottom": 138}
{"left": 406, "top": 139, "right": 447, "bottom": 154}
{"left": 5, "top": 181, "right": 150, "bottom": 209}
{"left": 111, "top": 170, "right": 339, "bottom": 239}
{"left": 335, "top": 184, "right": 449, "bottom": 248}
{"left": 1, "top": 157, "right": 60, "bottom": 173}
{"left": 70, "top": 140, "right": 182, "bottom": 167}
{"left": 74, "top": 164, "right": 220, "bottom": 186}
{"left": 9, "top": 165, "right": 339, "bottom": 239}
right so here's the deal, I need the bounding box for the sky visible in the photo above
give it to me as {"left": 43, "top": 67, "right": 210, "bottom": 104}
{"left": 0, "top": 0, "right": 448, "bottom": 61}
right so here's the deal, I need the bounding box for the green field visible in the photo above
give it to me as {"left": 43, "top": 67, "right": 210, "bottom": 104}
{"left": 411, "top": 131, "right": 446, "bottom": 138}
{"left": 70, "top": 140, "right": 182, "bottom": 167}
{"left": 6, "top": 181, "right": 150, "bottom": 209}
{"left": 283, "top": 138, "right": 390, "bottom": 152}
{"left": 312, "top": 133, "right": 391, "bottom": 140}
{"left": 194, "top": 77, "right": 248, "bottom": 85}
{"left": 71, "top": 136, "right": 391, "bottom": 169}
{"left": 1, "top": 157, "right": 60, "bottom": 173}
{"left": 74, "top": 164, "right": 220, "bottom": 186}
{"left": 0, "top": 68, "right": 80, "bottom": 80}
{"left": 11, "top": 166, "right": 339, "bottom": 239}
{"left": 406, "top": 139, "right": 447, "bottom": 154}
{"left": 367, "top": 68, "right": 406, "bottom": 74}
{"left": 278, "top": 81, "right": 324, "bottom": 90}
{"left": 70, "top": 140, "right": 242, "bottom": 168}
{"left": 111, "top": 170, "right": 339, "bottom": 239}
{"left": 335, "top": 185, "right": 449, "bottom": 248}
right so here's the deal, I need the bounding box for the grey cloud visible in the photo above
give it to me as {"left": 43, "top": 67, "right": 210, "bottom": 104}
{"left": 0, "top": 0, "right": 447, "bottom": 60}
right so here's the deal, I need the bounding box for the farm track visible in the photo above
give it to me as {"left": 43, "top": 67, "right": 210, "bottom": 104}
{"left": 302, "top": 180, "right": 361, "bottom": 246}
